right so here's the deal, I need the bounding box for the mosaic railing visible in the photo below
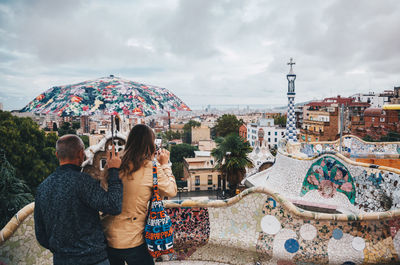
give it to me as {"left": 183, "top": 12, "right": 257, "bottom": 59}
{"left": 272, "top": 143, "right": 400, "bottom": 213}
{"left": 1, "top": 188, "right": 400, "bottom": 265}
{"left": 286, "top": 135, "right": 400, "bottom": 159}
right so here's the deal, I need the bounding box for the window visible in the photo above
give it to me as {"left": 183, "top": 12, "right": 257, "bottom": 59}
{"left": 281, "top": 132, "right": 284, "bottom": 135}
{"left": 210, "top": 160, "right": 214, "bottom": 165}
{"left": 274, "top": 138, "right": 277, "bottom": 142}
{"left": 195, "top": 187, "right": 200, "bottom": 191}
{"left": 275, "top": 132, "right": 277, "bottom": 136}
{"left": 268, "top": 132, "right": 271, "bottom": 136}
{"left": 195, "top": 176, "right": 200, "bottom": 186}
{"left": 208, "top": 187, "right": 212, "bottom": 190}
{"left": 208, "top": 175, "right": 212, "bottom": 185}
{"left": 268, "top": 138, "right": 271, "bottom": 142}
{"left": 100, "top": 159, "right": 107, "bottom": 170}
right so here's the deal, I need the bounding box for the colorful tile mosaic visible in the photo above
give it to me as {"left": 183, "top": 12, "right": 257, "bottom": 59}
{"left": 1, "top": 189, "right": 400, "bottom": 264}
{"left": 353, "top": 168, "right": 400, "bottom": 212}
{"left": 295, "top": 135, "right": 400, "bottom": 159}
{"left": 301, "top": 156, "right": 356, "bottom": 203}
{"left": 3, "top": 134, "right": 400, "bottom": 264}
{"left": 20, "top": 76, "right": 191, "bottom": 116}
{"left": 166, "top": 208, "right": 210, "bottom": 260}
{"left": 247, "top": 137, "right": 400, "bottom": 214}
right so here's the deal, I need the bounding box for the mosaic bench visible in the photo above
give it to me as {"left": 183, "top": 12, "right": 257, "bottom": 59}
{"left": 288, "top": 135, "right": 400, "bottom": 159}
{"left": 1, "top": 187, "right": 400, "bottom": 265}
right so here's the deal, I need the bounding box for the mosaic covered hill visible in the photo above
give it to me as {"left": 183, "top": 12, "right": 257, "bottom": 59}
{"left": 20, "top": 76, "right": 191, "bottom": 116}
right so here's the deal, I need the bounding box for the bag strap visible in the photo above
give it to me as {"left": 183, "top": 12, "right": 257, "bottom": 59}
{"left": 146, "top": 161, "right": 158, "bottom": 219}
{"left": 152, "top": 161, "right": 159, "bottom": 194}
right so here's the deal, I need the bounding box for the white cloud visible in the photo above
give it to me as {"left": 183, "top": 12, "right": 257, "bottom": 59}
{"left": 0, "top": 0, "right": 399, "bottom": 110}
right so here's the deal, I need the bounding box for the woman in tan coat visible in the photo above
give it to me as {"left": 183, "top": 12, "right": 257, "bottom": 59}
{"left": 103, "top": 124, "right": 177, "bottom": 265}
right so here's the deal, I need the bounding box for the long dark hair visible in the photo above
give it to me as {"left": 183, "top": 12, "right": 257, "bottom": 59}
{"left": 120, "top": 124, "right": 156, "bottom": 179}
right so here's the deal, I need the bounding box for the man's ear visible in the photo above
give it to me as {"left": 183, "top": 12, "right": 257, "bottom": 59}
{"left": 80, "top": 149, "right": 86, "bottom": 160}
{"left": 55, "top": 151, "right": 59, "bottom": 159}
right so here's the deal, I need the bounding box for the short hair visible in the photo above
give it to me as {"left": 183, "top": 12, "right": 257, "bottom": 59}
{"left": 56, "top": 135, "right": 84, "bottom": 160}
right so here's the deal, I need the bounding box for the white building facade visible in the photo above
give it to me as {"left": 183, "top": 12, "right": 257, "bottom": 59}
{"left": 351, "top": 92, "right": 391, "bottom": 108}
{"left": 246, "top": 118, "right": 285, "bottom": 148}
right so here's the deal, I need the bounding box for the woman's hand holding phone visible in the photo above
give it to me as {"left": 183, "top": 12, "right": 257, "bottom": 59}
{"left": 156, "top": 149, "right": 170, "bottom": 165}
{"left": 107, "top": 144, "right": 121, "bottom": 169}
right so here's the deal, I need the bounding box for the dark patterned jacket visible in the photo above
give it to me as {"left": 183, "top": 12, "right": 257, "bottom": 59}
{"left": 34, "top": 164, "right": 122, "bottom": 265}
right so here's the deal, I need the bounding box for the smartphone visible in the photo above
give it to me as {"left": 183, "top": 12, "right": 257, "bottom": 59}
{"left": 155, "top": 138, "right": 162, "bottom": 152}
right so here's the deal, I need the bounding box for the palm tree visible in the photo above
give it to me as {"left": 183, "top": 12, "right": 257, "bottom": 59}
{"left": 211, "top": 133, "right": 253, "bottom": 196}
{"left": 0, "top": 151, "right": 34, "bottom": 228}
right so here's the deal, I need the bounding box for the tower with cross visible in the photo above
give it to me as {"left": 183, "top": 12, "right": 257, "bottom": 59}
{"left": 285, "top": 58, "right": 298, "bottom": 142}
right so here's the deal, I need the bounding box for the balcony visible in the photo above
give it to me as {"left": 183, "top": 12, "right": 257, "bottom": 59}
{"left": 302, "top": 119, "right": 330, "bottom": 126}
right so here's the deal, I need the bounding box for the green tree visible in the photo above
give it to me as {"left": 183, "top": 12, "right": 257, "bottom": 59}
{"left": 171, "top": 162, "right": 184, "bottom": 180}
{"left": 362, "top": 135, "right": 376, "bottom": 142}
{"left": 211, "top": 133, "right": 253, "bottom": 196}
{"left": 0, "top": 151, "right": 34, "bottom": 228}
{"left": 80, "top": 135, "right": 90, "bottom": 148}
{"left": 380, "top": 131, "right": 400, "bottom": 142}
{"left": 170, "top": 143, "right": 198, "bottom": 163}
{"left": 214, "top": 114, "right": 243, "bottom": 137}
{"left": 274, "top": 114, "right": 287, "bottom": 127}
{"left": 0, "top": 111, "right": 58, "bottom": 192}
{"left": 170, "top": 143, "right": 198, "bottom": 180}
{"left": 183, "top": 120, "right": 201, "bottom": 144}
{"left": 161, "top": 130, "right": 182, "bottom": 141}
{"left": 58, "top": 122, "right": 76, "bottom": 136}
{"left": 72, "top": 121, "right": 81, "bottom": 130}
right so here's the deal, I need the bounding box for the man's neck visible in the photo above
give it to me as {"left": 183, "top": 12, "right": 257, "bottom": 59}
{"left": 59, "top": 160, "right": 81, "bottom": 167}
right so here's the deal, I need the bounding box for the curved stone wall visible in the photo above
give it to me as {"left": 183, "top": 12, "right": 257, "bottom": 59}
{"left": 246, "top": 150, "right": 400, "bottom": 213}
{"left": 291, "top": 135, "right": 400, "bottom": 159}
{"left": 1, "top": 188, "right": 400, "bottom": 264}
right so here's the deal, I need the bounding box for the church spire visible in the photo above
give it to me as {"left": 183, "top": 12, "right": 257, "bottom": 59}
{"left": 285, "top": 58, "right": 298, "bottom": 142}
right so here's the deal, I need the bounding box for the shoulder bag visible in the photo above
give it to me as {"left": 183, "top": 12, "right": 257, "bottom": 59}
{"left": 144, "top": 161, "right": 174, "bottom": 258}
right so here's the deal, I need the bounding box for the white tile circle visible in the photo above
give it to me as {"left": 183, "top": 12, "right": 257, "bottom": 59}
{"left": 352, "top": 237, "right": 366, "bottom": 251}
{"left": 261, "top": 215, "right": 281, "bottom": 235}
{"left": 300, "top": 224, "right": 317, "bottom": 240}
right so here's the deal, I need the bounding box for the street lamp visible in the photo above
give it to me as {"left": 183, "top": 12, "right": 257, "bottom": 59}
{"left": 213, "top": 184, "right": 216, "bottom": 199}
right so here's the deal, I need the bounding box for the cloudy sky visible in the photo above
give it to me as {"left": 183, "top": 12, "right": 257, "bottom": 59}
{"left": 1, "top": 0, "right": 400, "bottom": 110}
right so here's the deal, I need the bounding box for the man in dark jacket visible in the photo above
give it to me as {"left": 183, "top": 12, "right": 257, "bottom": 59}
{"left": 34, "top": 134, "right": 123, "bottom": 265}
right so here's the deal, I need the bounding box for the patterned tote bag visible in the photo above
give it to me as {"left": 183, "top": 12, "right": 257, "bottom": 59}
{"left": 144, "top": 161, "right": 174, "bottom": 258}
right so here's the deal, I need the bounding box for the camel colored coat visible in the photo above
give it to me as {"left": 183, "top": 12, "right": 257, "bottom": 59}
{"left": 103, "top": 160, "right": 177, "bottom": 249}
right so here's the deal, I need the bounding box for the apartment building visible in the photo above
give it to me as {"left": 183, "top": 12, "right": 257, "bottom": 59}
{"left": 183, "top": 151, "right": 225, "bottom": 191}
{"left": 300, "top": 96, "right": 370, "bottom": 142}
{"left": 246, "top": 118, "right": 285, "bottom": 147}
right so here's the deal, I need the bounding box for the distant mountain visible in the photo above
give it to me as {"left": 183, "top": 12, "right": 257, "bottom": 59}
{"left": 273, "top": 100, "right": 313, "bottom": 111}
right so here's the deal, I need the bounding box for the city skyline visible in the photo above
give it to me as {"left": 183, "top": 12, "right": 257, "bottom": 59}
{"left": 1, "top": 0, "right": 400, "bottom": 110}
